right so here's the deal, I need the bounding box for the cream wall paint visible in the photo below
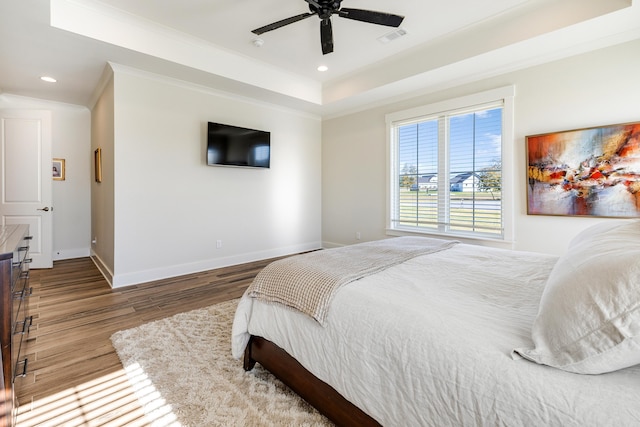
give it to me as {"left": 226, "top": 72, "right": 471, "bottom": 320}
{"left": 91, "top": 77, "right": 116, "bottom": 282}
{"left": 322, "top": 111, "right": 387, "bottom": 248}
{"left": 0, "top": 94, "right": 91, "bottom": 260}
{"left": 104, "top": 68, "right": 321, "bottom": 287}
{"left": 322, "top": 39, "right": 640, "bottom": 255}
{"left": 511, "top": 40, "right": 640, "bottom": 254}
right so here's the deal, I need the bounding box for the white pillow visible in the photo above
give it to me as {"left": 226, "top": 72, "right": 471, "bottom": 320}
{"left": 515, "top": 220, "right": 640, "bottom": 374}
{"left": 566, "top": 220, "right": 627, "bottom": 249}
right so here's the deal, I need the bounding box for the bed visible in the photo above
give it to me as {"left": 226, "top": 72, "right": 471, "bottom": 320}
{"left": 231, "top": 220, "right": 640, "bottom": 426}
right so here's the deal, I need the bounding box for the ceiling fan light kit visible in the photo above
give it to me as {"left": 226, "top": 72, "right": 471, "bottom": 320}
{"left": 251, "top": 0, "right": 404, "bottom": 55}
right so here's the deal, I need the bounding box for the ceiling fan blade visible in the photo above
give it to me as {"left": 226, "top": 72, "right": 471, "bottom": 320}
{"left": 337, "top": 8, "right": 404, "bottom": 27}
{"left": 320, "top": 18, "right": 333, "bottom": 55}
{"left": 251, "top": 12, "right": 315, "bottom": 35}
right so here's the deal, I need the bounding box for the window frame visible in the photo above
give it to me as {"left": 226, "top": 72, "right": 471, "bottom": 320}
{"left": 385, "top": 86, "right": 515, "bottom": 244}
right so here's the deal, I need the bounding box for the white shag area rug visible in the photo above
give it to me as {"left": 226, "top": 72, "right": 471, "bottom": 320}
{"left": 110, "top": 299, "right": 332, "bottom": 426}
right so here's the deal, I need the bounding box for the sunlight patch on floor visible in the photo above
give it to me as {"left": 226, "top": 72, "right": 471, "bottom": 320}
{"left": 123, "top": 363, "right": 179, "bottom": 426}
{"left": 17, "top": 363, "right": 178, "bottom": 427}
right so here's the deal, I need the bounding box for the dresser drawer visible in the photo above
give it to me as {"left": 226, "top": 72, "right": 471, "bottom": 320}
{"left": 10, "top": 314, "right": 30, "bottom": 381}
{"left": 11, "top": 277, "right": 28, "bottom": 328}
{"left": 10, "top": 246, "right": 29, "bottom": 293}
{"left": 1, "top": 225, "right": 31, "bottom": 427}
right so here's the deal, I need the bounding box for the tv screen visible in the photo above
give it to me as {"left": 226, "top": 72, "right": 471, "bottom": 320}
{"left": 206, "top": 122, "right": 270, "bottom": 168}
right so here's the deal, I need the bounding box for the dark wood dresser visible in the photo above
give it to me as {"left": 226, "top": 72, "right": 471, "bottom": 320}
{"left": 0, "top": 225, "right": 31, "bottom": 427}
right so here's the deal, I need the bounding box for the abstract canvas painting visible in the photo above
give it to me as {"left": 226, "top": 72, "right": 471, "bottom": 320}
{"left": 527, "top": 122, "right": 640, "bottom": 217}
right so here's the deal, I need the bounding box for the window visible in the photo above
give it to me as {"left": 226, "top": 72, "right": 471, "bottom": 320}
{"left": 387, "top": 87, "right": 514, "bottom": 241}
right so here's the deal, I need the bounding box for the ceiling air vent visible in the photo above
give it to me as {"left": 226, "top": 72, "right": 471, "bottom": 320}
{"left": 377, "top": 28, "right": 407, "bottom": 44}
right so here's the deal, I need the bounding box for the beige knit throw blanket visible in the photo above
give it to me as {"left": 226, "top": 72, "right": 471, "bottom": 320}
{"left": 246, "top": 236, "right": 458, "bottom": 325}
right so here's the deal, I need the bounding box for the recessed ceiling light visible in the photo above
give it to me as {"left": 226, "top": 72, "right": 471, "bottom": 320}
{"left": 317, "top": 65, "right": 328, "bottom": 72}
{"left": 40, "top": 76, "right": 57, "bottom": 83}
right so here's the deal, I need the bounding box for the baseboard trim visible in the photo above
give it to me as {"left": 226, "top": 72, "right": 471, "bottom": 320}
{"left": 53, "top": 247, "right": 91, "bottom": 261}
{"left": 90, "top": 251, "right": 114, "bottom": 287}
{"left": 110, "top": 241, "right": 322, "bottom": 288}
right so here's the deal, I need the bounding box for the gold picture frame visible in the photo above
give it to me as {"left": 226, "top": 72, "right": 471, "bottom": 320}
{"left": 52, "top": 158, "right": 65, "bottom": 181}
{"left": 94, "top": 148, "right": 102, "bottom": 183}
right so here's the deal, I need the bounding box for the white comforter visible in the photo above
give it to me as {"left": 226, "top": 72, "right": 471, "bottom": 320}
{"left": 232, "top": 243, "right": 640, "bottom": 426}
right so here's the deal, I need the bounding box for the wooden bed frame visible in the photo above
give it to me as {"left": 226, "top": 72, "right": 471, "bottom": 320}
{"left": 243, "top": 335, "right": 381, "bottom": 426}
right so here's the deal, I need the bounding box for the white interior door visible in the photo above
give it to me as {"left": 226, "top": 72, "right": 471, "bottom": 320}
{"left": 0, "top": 110, "right": 53, "bottom": 268}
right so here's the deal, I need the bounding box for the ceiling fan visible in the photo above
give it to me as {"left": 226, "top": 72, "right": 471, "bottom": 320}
{"left": 251, "top": 0, "right": 404, "bottom": 55}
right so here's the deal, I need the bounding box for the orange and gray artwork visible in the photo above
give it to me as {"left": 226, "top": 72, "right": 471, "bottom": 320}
{"left": 527, "top": 122, "right": 640, "bottom": 217}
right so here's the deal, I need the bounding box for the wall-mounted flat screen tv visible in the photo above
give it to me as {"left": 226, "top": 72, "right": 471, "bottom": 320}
{"left": 206, "top": 122, "right": 270, "bottom": 168}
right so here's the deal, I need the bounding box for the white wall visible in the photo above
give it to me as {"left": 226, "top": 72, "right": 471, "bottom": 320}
{"left": 322, "top": 39, "right": 640, "bottom": 255}
{"left": 91, "top": 76, "right": 116, "bottom": 281}
{"left": 0, "top": 94, "right": 91, "bottom": 260}
{"left": 95, "top": 66, "right": 322, "bottom": 287}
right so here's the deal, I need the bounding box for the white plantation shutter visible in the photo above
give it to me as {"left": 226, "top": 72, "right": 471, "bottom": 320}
{"left": 388, "top": 88, "right": 514, "bottom": 240}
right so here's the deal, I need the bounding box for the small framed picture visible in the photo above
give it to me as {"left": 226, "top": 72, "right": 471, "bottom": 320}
{"left": 53, "top": 158, "right": 65, "bottom": 181}
{"left": 94, "top": 148, "right": 102, "bottom": 183}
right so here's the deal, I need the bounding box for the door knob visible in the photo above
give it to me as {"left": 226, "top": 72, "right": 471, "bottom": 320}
{"left": 37, "top": 207, "right": 50, "bottom": 212}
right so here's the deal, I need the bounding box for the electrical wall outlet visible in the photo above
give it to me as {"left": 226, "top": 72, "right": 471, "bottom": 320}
{"left": 356, "top": 232, "right": 361, "bottom": 240}
{"left": 216, "top": 240, "right": 222, "bottom": 249}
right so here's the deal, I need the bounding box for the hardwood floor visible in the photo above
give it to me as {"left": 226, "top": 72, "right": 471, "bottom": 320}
{"left": 16, "top": 256, "right": 272, "bottom": 426}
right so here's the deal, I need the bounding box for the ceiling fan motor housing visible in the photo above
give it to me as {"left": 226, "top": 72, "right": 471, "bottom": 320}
{"left": 308, "top": 0, "right": 343, "bottom": 18}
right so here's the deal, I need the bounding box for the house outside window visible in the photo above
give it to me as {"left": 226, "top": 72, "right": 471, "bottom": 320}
{"left": 386, "top": 87, "right": 515, "bottom": 242}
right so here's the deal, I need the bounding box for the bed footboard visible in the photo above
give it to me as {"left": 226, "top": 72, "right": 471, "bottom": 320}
{"left": 244, "top": 335, "right": 380, "bottom": 427}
